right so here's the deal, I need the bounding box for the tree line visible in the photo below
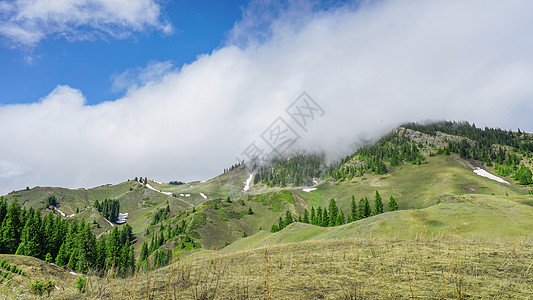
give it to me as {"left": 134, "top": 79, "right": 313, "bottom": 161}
{"left": 254, "top": 121, "right": 533, "bottom": 187}
{"left": 254, "top": 153, "right": 324, "bottom": 187}
{"left": 0, "top": 197, "right": 135, "bottom": 277}
{"left": 404, "top": 121, "right": 533, "bottom": 185}
{"left": 271, "top": 191, "right": 398, "bottom": 232}
{"left": 94, "top": 199, "right": 120, "bottom": 223}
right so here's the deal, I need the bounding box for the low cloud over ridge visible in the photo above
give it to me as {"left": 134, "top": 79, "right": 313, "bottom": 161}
{"left": 1, "top": 0, "right": 533, "bottom": 194}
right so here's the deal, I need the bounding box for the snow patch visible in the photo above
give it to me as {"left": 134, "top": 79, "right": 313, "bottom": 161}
{"left": 56, "top": 208, "right": 74, "bottom": 218}
{"left": 116, "top": 213, "right": 128, "bottom": 224}
{"left": 473, "top": 168, "right": 510, "bottom": 185}
{"left": 69, "top": 271, "right": 77, "bottom": 276}
{"left": 145, "top": 183, "right": 173, "bottom": 196}
{"left": 303, "top": 188, "right": 317, "bottom": 192}
{"left": 153, "top": 180, "right": 163, "bottom": 184}
{"left": 180, "top": 194, "right": 184, "bottom": 196}
{"left": 313, "top": 179, "right": 318, "bottom": 185}
{"left": 55, "top": 285, "right": 60, "bottom": 290}
{"left": 243, "top": 173, "right": 254, "bottom": 192}
{"left": 199, "top": 192, "right": 207, "bottom": 200}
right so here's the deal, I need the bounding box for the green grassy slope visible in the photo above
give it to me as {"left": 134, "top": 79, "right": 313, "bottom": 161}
{"left": 224, "top": 193, "right": 533, "bottom": 252}
{"left": 281, "top": 154, "right": 527, "bottom": 214}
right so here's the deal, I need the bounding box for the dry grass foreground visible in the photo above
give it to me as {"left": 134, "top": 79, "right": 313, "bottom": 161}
{"left": 4, "top": 237, "right": 532, "bottom": 299}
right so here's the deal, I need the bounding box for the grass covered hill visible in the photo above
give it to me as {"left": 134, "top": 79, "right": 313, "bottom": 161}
{"left": 0, "top": 121, "right": 532, "bottom": 298}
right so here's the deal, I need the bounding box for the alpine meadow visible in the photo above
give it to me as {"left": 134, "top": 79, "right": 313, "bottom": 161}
{"left": 1, "top": 0, "right": 533, "bottom": 299}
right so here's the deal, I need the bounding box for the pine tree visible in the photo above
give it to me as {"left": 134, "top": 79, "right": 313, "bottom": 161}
{"left": 67, "top": 248, "right": 79, "bottom": 271}
{"left": 312, "top": 207, "right": 319, "bottom": 225}
{"left": 363, "top": 197, "right": 372, "bottom": 218}
{"left": 95, "top": 237, "right": 107, "bottom": 272}
{"left": 63, "top": 219, "right": 79, "bottom": 258}
{"left": 328, "top": 199, "right": 339, "bottom": 227}
{"left": 0, "top": 197, "right": 7, "bottom": 227}
{"left": 350, "top": 195, "right": 358, "bottom": 222}
{"left": 120, "top": 224, "right": 133, "bottom": 244}
{"left": 515, "top": 164, "right": 533, "bottom": 185}
{"left": 41, "top": 213, "right": 55, "bottom": 259}
{"left": 139, "top": 241, "right": 149, "bottom": 262}
{"left": 55, "top": 243, "right": 69, "bottom": 266}
{"left": 284, "top": 211, "right": 293, "bottom": 227}
{"left": 303, "top": 209, "right": 310, "bottom": 223}
{"left": 388, "top": 195, "right": 398, "bottom": 211}
{"left": 337, "top": 210, "right": 345, "bottom": 225}
{"left": 45, "top": 253, "right": 53, "bottom": 263}
{"left": 18, "top": 210, "right": 42, "bottom": 257}
{"left": 1, "top": 200, "right": 22, "bottom": 254}
{"left": 248, "top": 207, "right": 253, "bottom": 215}
{"left": 106, "top": 227, "right": 122, "bottom": 268}
{"left": 358, "top": 198, "right": 366, "bottom": 220}
{"left": 374, "top": 191, "right": 383, "bottom": 215}
{"left": 322, "top": 208, "right": 329, "bottom": 227}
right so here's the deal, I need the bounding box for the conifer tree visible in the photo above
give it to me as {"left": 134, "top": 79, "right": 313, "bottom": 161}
{"left": 322, "top": 208, "right": 329, "bottom": 227}
{"left": 284, "top": 210, "right": 293, "bottom": 227}
{"left": 106, "top": 227, "right": 122, "bottom": 268}
{"left": 358, "top": 198, "right": 366, "bottom": 220}
{"left": 55, "top": 243, "right": 69, "bottom": 266}
{"left": 374, "top": 191, "right": 383, "bottom": 215}
{"left": 315, "top": 207, "right": 322, "bottom": 225}
{"left": 67, "top": 248, "right": 79, "bottom": 270}
{"left": 303, "top": 209, "right": 310, "bottom": 223}
{"left": 350, "top": 195, "right": 358, "bottom": 222}
{"left": 18, "top": 210, "right": 42, "bottom": 257}
{"left": 337, "top": 210, "right": 345, "bottom": 226}
{"left": 139, "top": 241, "right": 149, "bottom": 262}
{"left": 362, "top": 197, "right": 372, "bottom": 218}
{"left": 0, "top": 197, "right": 7, "bottom": 227}
{"left": 41, "top": 213, "right": 55, "bottom": 259}
{"left": 95, "top": 238, "right": 107, "bottom": 271}
{"left": 1, "top": 200, "right": 22, "bottom": 254}
{"left": 388, "top": 195, "right": 398, "bottom": 211}
{"left": 328, "top": 199, "right": 339, "bottom": 227}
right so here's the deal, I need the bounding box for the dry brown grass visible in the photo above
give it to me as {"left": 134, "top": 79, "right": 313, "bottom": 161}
{"left": 2, "top": 237, "right": 533, "bottom": 299}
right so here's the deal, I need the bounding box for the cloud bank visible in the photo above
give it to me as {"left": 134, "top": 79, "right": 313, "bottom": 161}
{"left": 1, "top": 0, "right": 533, "bottom": 194}
{"left": 0, "top": 0, "right": 172, "bottom": 46}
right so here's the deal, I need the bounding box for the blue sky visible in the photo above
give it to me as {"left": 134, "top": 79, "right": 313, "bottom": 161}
{"left": 0, "top": 0, "right": 249, "bottom": 105}
{"left": 0, "top": 0, "right": 532, "bottom": 194}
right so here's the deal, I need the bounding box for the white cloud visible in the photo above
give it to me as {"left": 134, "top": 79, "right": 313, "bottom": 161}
{"left": 111, "top": 60, "right": 175, "bottom": 94}
{"left": 1, "top": 0, "right": 533, "bottom": 194}
{"left": 0, "top": 0, "right": 172, "bottom": 46}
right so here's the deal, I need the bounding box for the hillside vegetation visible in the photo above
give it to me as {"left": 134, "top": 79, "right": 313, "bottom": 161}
{"left": 1, "top": 121, "right": 532, "bottom": 298}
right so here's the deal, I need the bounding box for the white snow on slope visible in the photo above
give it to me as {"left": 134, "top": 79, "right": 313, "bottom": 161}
{"left": 473, "top": 167, "right": 510, "bottom": 185}
{"left": 313, "top": 179, "right": 318, "bottom": 185}
{"left": 303, "top": 188, "right": 317, "bottom": 192}
{"left": 200, "top": 192, "right": 207, "bottom": 200}
{"left": 116, "top": 213, "right": 128, "bottom": 224}
{"left": 102, "top": 217, "right": 115, "bottom": 227}
{"left": 243, "top": 173, "right": 254, "bottom": 192}
{"left": 56, "top": 208, "right": 75, "bottom": 218}
{"left": 145, "top": 183, "right": 173, "bottom": 196}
